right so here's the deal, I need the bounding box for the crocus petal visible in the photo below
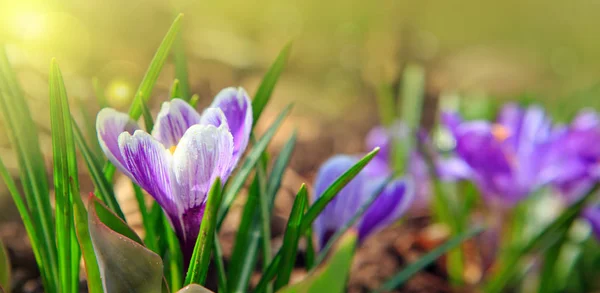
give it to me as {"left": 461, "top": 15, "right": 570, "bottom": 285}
{"left": 200, "top": 107, "right": 229, "bottom": 129}
{"left": 171, "top": 123, "right": 234, "bottom": 215}
{"left": 313, "top": 155, "right": 365, "bottom": 247}
{"left": 358, "top": 178, "right": 413, "bottom": 240}
{"left": 96, "top": 108, "right": 140, "bottom": 177}
{"left": 118, "top": 131, "right": 177, "bottom": 216}
{"left": 437, "top": 156, "right": 473, "bottom": 181}
{"left": 152, "top": 99, "right": 202, "bottom": 148}
{"left": 209, "top": 87, "right": 252, "bottom": 165}
{"left": 365, "top": 126, "right": 391, "bottom": 162}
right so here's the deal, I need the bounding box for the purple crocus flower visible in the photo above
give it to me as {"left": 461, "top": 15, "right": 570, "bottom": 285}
{"left": 439, "top": 103, "right": 559, "bottom": 206}
{"left": 365, "top": 122, "right": 431, "bottom": 209}
{"left": 312, "top": 155, "right": 414, "bottom": 248}
{"left": 96, "top": 87, "right": 252, "bottom": 260}
{"left": 547, "top": 110, "right": 600, "bottom": 202}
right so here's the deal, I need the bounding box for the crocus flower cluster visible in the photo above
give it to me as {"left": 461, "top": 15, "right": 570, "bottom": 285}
{"left": 313, "top": 155, "right": 414, "bottom": 248}
{"left": 439, "top": 103, "right": 559, "bottom": 206}
{"left": 96, "top": 87, "right": 252, "bottom": 260}
{"left": 440, "top": 103, "right": 600, "bottom": 239}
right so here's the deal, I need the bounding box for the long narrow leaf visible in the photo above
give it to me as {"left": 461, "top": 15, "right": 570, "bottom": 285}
{"left": 217, "top": 104, "right": 293, "bottom": 228}
{"left": 164, "top": 216, "right": 183, "bottom": 292}
{"left": 274, "top": 185, "right": 307, "bottom": 290}
{"left": 0, "top": 46, "right": 57, "bottom": 290}
{"left": 185, "top": 178, "right": 223, "bottom": 285}
{"left": 266, "top": 131, "right": 297, "bottom": 207}
{"left": 213, "top": 234, "right": 227, "bottom": 293}
{"left": 173, "top": 31, "right": 190, "bottom": 100}
{"left": 252, "top": 42, "right": 292, "bottom": 126}
{"left": 0, "top": 239, "right": 9, "bottom": 291}
{"left": 300, "top": 147, "right": 380, "bottom": 232}
{"left": 49, "top": 59, "right": 80, "bottom": 293}
{"left": 314, "top": 174, "right": 394, "bottom": 266}
{"left": 373, "top": 226, "right": 485, "bottom": 293}
{"left": 72, "top": 193, "right": 102, "bottom": 293}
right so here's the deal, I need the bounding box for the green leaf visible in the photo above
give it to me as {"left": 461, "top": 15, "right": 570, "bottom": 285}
{"left": 274, "top": 185, "right": 307, "bottom": 290}
{"left": 73, "top": 122, "right": 125, "bottom": 220}
{"left": 0, "top": 239, "right": 9, "bottom": 291}
{"left": 217, "top": 104, "right": 293, "bottom": 228}
{"left": 484, "top": 184, "right": 598, "bottom": 293}
{"left": 314, "top": 174, "right": 394, "bottom": 266}
{"left": 127, "top": 14, "right": 183, "bottom": 120}
{"left": 0, "top": 45, "right": 57, "bottom": 290}
{"left": 185, "top": 178, "right": 223, "bottom": 285}
{"left": 133, "top": 184, "right": 158, "bottom": 252}
{"left": 373, "top": 226, "right": 484, "bottom": 293}
{"left": 49, "top": 59, "right": 81, "bottom": 293}
{"left": 300, "top": 147, "right": 380, "bottom": 232}
{"left": 212, "top": 234, "right": 228, "bottom": 293}
{"left": 266, "top": 131, "right": 297, "bottom": 207}
{"left": 173, "top": 30, "right": 190, "bottom": 101}
{"left": 276, "top": 231, "right": 357, "bottom": 293}
{"left": 72, "top": 192, "right": 102, "bottom": 293}
{"left": 170, "top": 79, "right": 182, "bottom": 100}
{"left": 88, "top": 194, "right": 163, "bottom": 293}
{"left": 177, "top": 284, "right": 213, "bottom": 293}
{"left": 164, "top": 215, "right": 183, "bottom": 292}
{"left": 189, "top": 94, "right": 200, "bottom": 107}
{"left": 228, "top": 173, "right": 261, "bottom": 293}
{"left": 397, "top": 64, "right": 425, "bottom": 131}
{"left": 375, "top": 82, "right": 396, "bottom": 126}
{"left": 252, "top": 42, "right": 292, "bottom": 126}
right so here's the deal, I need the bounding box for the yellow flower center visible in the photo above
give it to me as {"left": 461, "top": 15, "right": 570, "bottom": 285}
{"left": 169, "top": 145, "right": 177, "bottom": 154}
{"left": 491, "top": 124, "right": 511, "bottom": 142}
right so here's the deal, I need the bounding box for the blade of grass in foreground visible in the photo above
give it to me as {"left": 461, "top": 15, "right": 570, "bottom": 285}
{"left": 254, "top": 148, "right": 380, "bottom": 292}
{"left": 217, "top": 104, "right": 293, "bottom": 228}
{"left": 274, "top": 185, "right": 307, "bottom": 290}
{"left": 185, "top": 178, "right": 223, "bottom": 286}
{"left": 49, "top": 59, "right": 81, "bottom": 293}
{"left": 103, "top": 14, "right": 183, "bottom": 180}
{"left": 252, "top": 41, "right": 292, "bottom": 127}
{"left": 0, "top": 46, "right": 57, "bottom": 290}
{"left": 300, "top": 147, "right": 380, "bottom": 232}
{"left": 373, "top": 226, "right": 485, "bottom": 293}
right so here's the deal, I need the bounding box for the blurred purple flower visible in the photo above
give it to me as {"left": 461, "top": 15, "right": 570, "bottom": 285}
{"left": 96, "top": 87, "right": 252, "bottom": 260}
{"left": 439, "top": 103, "right": 559, "bottom": 205}
{"left": 365, "top": 122, "right": 431, "bottom": 209}
{"left": 312, "top": 155, "right": 414, "bottom": 248}
{"left": 547, "top": 110, "right": 600, "bottom": 202}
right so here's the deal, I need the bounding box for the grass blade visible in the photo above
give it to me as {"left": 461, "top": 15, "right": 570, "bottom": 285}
{"left": 274, "top": 185, "right": 307, "bottom": 290}
{"left": 376, "top": 82, "right": 396, "bottom": 126}
{"left": 72, "top": 193, "right": 102, "bottom": 293}
{"left": 73, "top": 122, "right": 125, "bottom": 219}
{"left": 314, "top": 174, "right": 394, "bottom": 266}
{"left": 49, "top": 59, "right": 81, "bottom": 293}
{"left": 217, "top": 104, "right": 293, "bottom": 228}
{"left": 252, "top": 42, "right": 292, "bottom": 127}
{"left": 213, "top": 234, "right": 227, "bottom": 293}
{"left": 266, "top": 131, "right": 297, "bottom": 205}
{"left": 0, "top": 46, "right": 57, "bottom": 290}
{"left": 164, "top": 216, "right": 184, "bottom": 291}
{"left": 127, "top": 14, "right": 183, "bottom": 120}
{"left": 170, "top": 79, "right": 182, "bottom": 99}
{"left": 133, "top": 184, "right": 158, "bottom": 252}
{"left": 300, "top": 147, "right": 380, "bottom": 232}
{"left": 0, "top": 238, "right": 10, "bottom": 291}
{"left": 189, "top": 94, "right": 199, "bottom": 107}
{"left": 373, "top": 226, "right": 485, "bottom": 293}
{"left": 185, "top": 178, "right": 223, "bottom": 285}
{"left": 173, "top": 30, "right": 190, "bottom": 100}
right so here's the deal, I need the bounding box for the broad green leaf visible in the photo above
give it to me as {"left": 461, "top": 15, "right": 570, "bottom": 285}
{"left": 185, "top": 178, "right": 223, "bottom": 285}
{"left": 274, "top": 185, "right": 307, "bottom": 290}
{"left": 373, "top": 226, "right": 484, "bottom": 292}
{"left": 177, "top": 284, "right": 213, "bottom": 293}
{"left": 88, "top": 194, "right": 163, "bottom": 293}
{"left": 277, "top": 231, "right": 357, "bottom": 293}
{"left": 49, "top": 59, "right": 81, "bottom": 293}
{"left": 0, "top": 46, "right": 57, "bottom": 290}
{"left": 0, "top": 240, "right": 9, "bottom": 291}
{"left": 314, "top": 174, "right": 394, "bottom": 266}
{"left": 217, "top": 104, "right": 293, "bottom": 228}
{"left": 73, "top": 122, "right": 125, "bottom": 219}
{"left": 300, "top": 147, "right": 380, "bottom": 232}
{"left": 252, "top": 42, "right": 292, "bottom": 126}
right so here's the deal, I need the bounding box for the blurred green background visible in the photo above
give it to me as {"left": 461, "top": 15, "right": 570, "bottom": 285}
{"left": 1, "top": 0, "right": 600, "bottom": 173}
